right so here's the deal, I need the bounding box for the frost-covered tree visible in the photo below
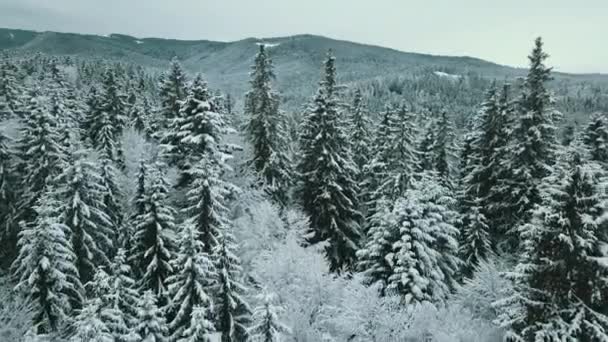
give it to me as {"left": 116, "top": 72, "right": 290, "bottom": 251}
{"left": 296, "top": 52, "right": 362, "bottom": 272}
{"left": 501, "top": 147, "right": 608, "bottom": 341}
{"left": 248, "top": 293, "right": 290, "bottom": 342}
{"left": 107, "top": 249, "right": 140, "bottom": 332}
{"left": 177, "top": 306, "right": 214, "bottom": 342}
{"left": 130, "top": 164, "right": 176, "bottom": 303}
{"left": 98, "top": 156, "right": 124, "bottom": 247}
{"left": 136, "top": 291, "right": 168, "bottom": 342}
{"left": 0, "top": 130, "right": 18, "bottom": 262}
{"left": 158, "top": 57, "right": 188, "bottom": 123}
{"left": 161, "top": 73, "right": 229, "bottom": 189}
{"left": 501, "top": 37, "right": 558, "bottom": 249}
{"left": 183, "top": 154, "right": 235, "bottom": 255}
{"left": 385, "top": 174, "right": 461, "bottom": 304}
{"left": 56, "top": 151, "right": 113, "bottom": 284}
{"left": 12, "top": 190, "right": 84, "bottom": 334}
{"left": 214, "top": 232, "right": 252, "bottom": 342}
{"left": 15, "top": 90, "right": 64, "bottom": 226}
{"left": 430, "top": 111, "right": 458, "bottom": 188}
{"left": 166, "top": 223, "right": 215, "bottom": 340}
{"left": 349, "top": 89, "right": 372, "bottom": 177}
{"left": 244, "top": 45, "right": 292, "bottom": 206}
{"left": 70, "top": 299, "right": 113, "bottom": 342}
{"left": 583, "top": 112, "right": 608, "bottom": 164}
{"left": 0, "top": 56, "right": 23, "bottom": 118}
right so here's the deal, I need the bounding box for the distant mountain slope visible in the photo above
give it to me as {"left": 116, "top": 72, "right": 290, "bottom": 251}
{"left": 1, "top": 27, "right": 607, "bottom": 111}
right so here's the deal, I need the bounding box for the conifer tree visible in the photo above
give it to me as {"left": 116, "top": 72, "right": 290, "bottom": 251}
{"left": 108, "top": 249, "right": 140, "bottom": 332}
{"left": 183, "top": 154, "right": 235, "bottom": 255}
{"left": 136, "top": 291, "right": 168, "bottom": 342}
{"left": 296, "top": 52, "right": 362, "bottom": 272}
{"left": 431, "top": 111, "right": 458, "bottom": 188}
{"left": 248, "top": 293, "right": 290, "bottom": 342}
{"left": 130, "top": 164, "right": 176, "bottom": 303}
{"left": 15, "top": 90, "right": 64, "bottom": 225}
{"left": 0, "top": 130, "right": 18, "bottom": 262}
{"left": 176, "top": 306, "right": 214, "bottom": 342}
{"left": 501, "top": 37, "right": 558, "bottom": 249}
{"left": 12, "top": 190, "right": 84, "bottom": 334}
{"left": 244, "top": 45, "right": 292, "bottom": 206}
{"left": 158, "top": 57, "right": 188, "bottom": 124}
{"left": 161, "top": 74, "right": 229, "bottom": 189}
{"left": 583, "top": 112, "right": 608, "bottom": 164}
{"left": 166, "top": 223, "right": 215, "bottom": 340}
{"left": 214, "top": 231, "right": 252, "bottom": 342}
{"left": 56, "top": 151, "right": 113, "bottom": 284}
{"left": 70, "top": 299, "right": 113, "bottom": 342}
{"left": 502, "top": 145, "right": 608, "bottom": 341}
{"left": 98, "top": 157, "right": 123, "bottom": 248}
{"left": 349, "top": 90, "right": 372, "bottom": 176}
{"left": 0, "top": 56, "right": 23, "bottom": 118}
{"left": 385, "top": 174, "right": 460, "bottom": 303}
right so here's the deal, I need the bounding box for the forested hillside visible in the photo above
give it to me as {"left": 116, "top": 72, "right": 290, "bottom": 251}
{"left": 1, "top": 32, "right": 608, "bottom": 342}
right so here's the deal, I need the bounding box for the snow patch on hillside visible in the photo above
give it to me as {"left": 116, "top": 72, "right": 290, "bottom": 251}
{"left": 256, "top": 42, "right": 281, "bottom": 48}
{"left": 434, "top": 71, "right": 462, "bottom": 80}
{"left": 8, "top": 33, "right": 14, "bottom": 40}
{"left": 135, "top": 40, "right": 144, "bottom": 44}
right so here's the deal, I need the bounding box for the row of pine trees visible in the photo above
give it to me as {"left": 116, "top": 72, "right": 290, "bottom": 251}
{"left": 1, "top": 36, "right": 608, "bottom": 341}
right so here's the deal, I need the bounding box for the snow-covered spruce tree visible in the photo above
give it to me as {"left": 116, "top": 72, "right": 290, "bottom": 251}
{"left": 386, "top": 173, "right": 461, "bottom": 304}
{"left": 69, "top": 299, "right": 113, "bottom": 342}
{"left": 183, "top": 153, "right": 235, "bottom": 255}
{"left": 161, "top": 73, "right": 229, "bottom": 189}
{"left": 214, "top": 231, "right": 252, "bottom": 342}
{"left": 107, "top": 249, "right": 140, "bottom": 332}
{"left": 81, "top": 85, "right": 102, "bottom": 146}
{"left": 583, "top": 112, "right": 608, "bottom": 164}
{"left": 12, "top": 190, "right": 84, "bottom": 334}
{"left": 15, "top": 89, "right": 65, "bottom": 226}
{"left": 98, "top": 156, "right": 124, "bottom": 249}
{"left": 501, "top": 37, "right": 558, "bottom": 250}
{"left": 501, "top": 146, "right": 608, "bottom": 341}
{"left": 430, "top": 110, "right": 458, "bottom": 188}
{"left": 131, "top": 96, "right": 153, "bottom": 138}
{"left": 177, "top": 306, "right": 214, "bottom": 342}
{"left": 158, "top": 57, "right": 188, "bottom": 125}
{"left": 0, "top": 130, "right": 18, "bottom": 263}
{"left": 349, "top": 89, "right": 372, "bottom": 179}
{"left": 93, "top": 68, "right": 127, "bottom": 167}
{"left": 166, "top": 223, "right": 215, "bottom": 340}
{"left": 129, "top": 163, "right": 176, "bottom": 304}
{"left": 56, "top": 151, "right": 114, "bottom": 284}
{"left": 296, "top": 52, "right": 362, "bottom": 272}
{"left": 136, "top": 290, "right": 168, "bottom": 342}
{"left": 248, "top": 293, "right": 290, "bottom": 342}
{"left": 243, "top": 44, "right": 292, "bottom": 207}
{"left": 0, "top": 55, "right": 23, "bottom": 118}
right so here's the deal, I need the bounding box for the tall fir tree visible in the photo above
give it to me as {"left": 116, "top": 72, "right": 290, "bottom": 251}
{"left": 248, "top": 293, "right": 290, "bottom": 342}
{"left": 69, "top": 299, "right": 113, "bottom": 342}
{"left": 243, "top": 44, "right": 292, "bottom": 207}
{"left": 161, "top": 73, "right": 230, "bottom": 189}
{"left": 136, "top": 291, "right": 168, "bottom": 342}
{"left": 166, "top": 223, "right": 215, "bottom": 341}
{"left": 56, "top": 151, "right": 113, "bottom": 284}
{"left": 158, "top": 57, "right": 188, "bottom": 124}
{"left": 0, "top": 130, "right": 18, "bottom": 264}
{"left": 0, "top": 55, "right": 23, "bottom": 118}
{"left": 502, "top": 144, "right": 608, "bottom": 341}
{"left": 500, "top": 37, "right": 558, "bottom": 250}
{"left": 296, "top": 52, "right": 362, "bottom": 272}
{"left": 12, "top": 189, "right": 84, "bottom": 334}
{"left": 130, "top": 163, "right": 176, "bottom": 304}
{"left": 214, "top": 231, "right": 252, "bottom": 342}
{"left": 177, "top": 306, "right": 214, "bottom": 342}
{"left": 583, "top": 112, "right": 608, "bottom": 164}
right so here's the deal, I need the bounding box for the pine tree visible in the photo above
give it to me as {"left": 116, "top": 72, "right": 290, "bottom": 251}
{"left": 349, "top": 90, "right": 372, "bottom": 176}
{"left": 0, "top": 55, "right": 23, "bottom": 118}
{"left": 12, "top": 190, "right": 84, "bottom": 334}
{"left": 0, "top": 130, "right": 18, "bottom": 263}
{"left": 385, "top": 174, "right": 461, "bottom": 304}
{"left": 98, "top": 157, "right": 124, "bottom": 249}
{"left": 70, "top": 299, "right": 113, "bottom": 342}
{"left": 108, "top": 249, "right": 140, "bottom": 332}
{"left": 158, "top": 57, "right": 188, "bottom": 124}
{"left": 214, "top": 232, "right": 252, "bottom": 342}
{"left": 183, "top": 154, "right": 235, "bottom": 255}
{"left": 503, "top": 145, "right": 608, "bottom": 341}
{"left": 15, "top": 90, "right": 64, "bottom": 225}
{"left": 243, "top": 45, "right": 292, "bottom": 206}
{"left": 501, "top": 37, "right": 558, "bottom": 249}
{"left": 130, "top": 164, "right": 176, "bottom": 304}
{"left": 136, "top": 291, "right": 168, "bottom": 342}
{"left": 583, "top": 112, "right": 608, "bottom": 164}
{"left": 248, "top": 293, "right": 290, "bottom": 342}
{"left": 177, "top": 306, "right": 214, "bottom": 342}
{"left": 56, "top": 151, "right": 114, "bottom": 284}
{"left": 166, "top": 223, "right": 215, "bottom": 340}
{"left": 161, "top": 74, "right": 229, "bottom": 189}
{"left": 296, "top": 52, "right": 362, "bottom": 272}
{"left": 431, "top": 111, "right": 458, "bottom": 188}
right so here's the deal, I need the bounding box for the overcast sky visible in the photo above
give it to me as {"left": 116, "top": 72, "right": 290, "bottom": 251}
{"left": 1, "top": 0, "right": 606, "bottom": 73}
